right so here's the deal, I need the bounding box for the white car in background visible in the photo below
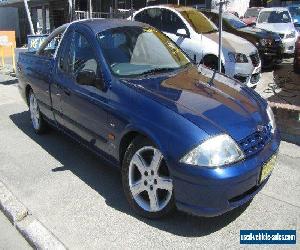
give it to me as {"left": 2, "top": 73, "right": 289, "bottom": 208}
{"left": 132, "top": 5, "right": 262, "bottom": 87}
{"left": 256, "top": 7, "right": 297, "bottom": 54}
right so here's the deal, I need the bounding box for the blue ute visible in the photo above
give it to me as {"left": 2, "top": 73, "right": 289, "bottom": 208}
{"left": 17, "top": 19, "right": 280, "bottom": 218}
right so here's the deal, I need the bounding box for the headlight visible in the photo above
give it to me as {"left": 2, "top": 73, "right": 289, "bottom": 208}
{"left": 286, "top": 31, "right": 296, "bottom": 39}
{"left": 180, "top": 135, "right": 245, "bottom": 167}
{"left": 260, "top": 38, "right": 273, "bottom": 46}
{"left": 228, "top": 52, "right": 249, "bottom": 63}
{"left": 267, "top": 105, "right": 276, "bottom": 133}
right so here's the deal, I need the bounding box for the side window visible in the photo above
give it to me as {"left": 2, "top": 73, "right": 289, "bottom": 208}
{"left": 135, "top": 9, "right": 162, "bottom": 30}
{"left": 57, "top": 33, "right": 70, "bottom": 73}
{"left": 39, "top": 32, "right": 63, "bottom": 58}
{"left": 67, "top": 32, "right": 98, "bottom": 78}
{"left": 134, "top": 11, "right": 149, "bottom": 23}
{"left": 162, "top": 10, "right": 186, "bottom": 34}
{"left": 257, "top": 12, "right": 268, "bottom": 23}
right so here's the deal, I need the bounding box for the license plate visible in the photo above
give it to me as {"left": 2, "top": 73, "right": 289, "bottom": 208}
{"left": 259, "top": 154, "right": 277, "bottom": 183}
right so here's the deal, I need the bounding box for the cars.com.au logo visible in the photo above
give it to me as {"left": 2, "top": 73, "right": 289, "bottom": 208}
{"left": 240, "top": 230, "right": 296, "bottom": 244}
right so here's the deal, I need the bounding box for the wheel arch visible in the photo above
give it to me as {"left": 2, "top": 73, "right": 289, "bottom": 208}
{"left": 118, "top": 126, "right": 165, "bottom": 167}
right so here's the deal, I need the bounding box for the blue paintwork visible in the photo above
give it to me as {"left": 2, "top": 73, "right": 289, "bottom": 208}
{"left": 17, "top": 19, "right": 280, "bottom": 217}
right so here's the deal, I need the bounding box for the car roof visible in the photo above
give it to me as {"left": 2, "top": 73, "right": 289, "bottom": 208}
{"left": 70, "top": 18, "right": 147, "bottom": 34}
{"left": 138, "top": 4, "right": 197, "bottom": 12}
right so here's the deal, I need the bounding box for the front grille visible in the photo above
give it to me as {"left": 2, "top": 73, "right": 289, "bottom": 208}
{"left": 239, "top": 125, "right": 272, "bottom": 158}
{"left": 250, "top": 52, "right": 260, "bottom": 67}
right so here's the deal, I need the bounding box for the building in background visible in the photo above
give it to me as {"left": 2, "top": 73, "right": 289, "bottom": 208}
{"left": 4, "top": 0, "right": 298, "bottom": 47}
{"left": 0, "top": 0, "right": 70, "bottom": 46}
{"left": 210, "top": 0, "right": 250, "bottom": 17}
{"left": 0, "top": 7, "right": 20, "bottom": 44}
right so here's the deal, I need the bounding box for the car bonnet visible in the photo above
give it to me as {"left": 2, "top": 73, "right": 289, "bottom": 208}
{"left": 122, "top": 66, "right": 268, "bottom": 142}
{"left": 204, "top": 31, "right": 257, "bottom": 55}
{"left": 256, "top": 22, "right": 295, "bottom": 35}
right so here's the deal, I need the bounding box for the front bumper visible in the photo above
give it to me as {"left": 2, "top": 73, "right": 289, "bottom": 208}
{"left": 170, "top": 132, "right": 280, "bottom": 217}
{"left": 258, "top": 44, "right": 284, "bottom": 65}
{"left": 225, "top": 61, "right": 261, "bottom": 88}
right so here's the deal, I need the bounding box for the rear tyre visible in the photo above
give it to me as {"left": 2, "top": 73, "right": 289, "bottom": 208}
{"left": 122, "top": 136, "right": 175, "bottom": 219}
{"left": 28, "top": 90, "right": 47, "bottom": 134}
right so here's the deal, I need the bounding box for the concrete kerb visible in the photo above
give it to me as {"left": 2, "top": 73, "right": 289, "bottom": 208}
{"left": 0, "top": 181, "right": 66, "bottom": 249}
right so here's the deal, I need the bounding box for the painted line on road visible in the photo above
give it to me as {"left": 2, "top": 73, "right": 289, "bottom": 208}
{"left": 0, "top": 181, "right": 66, "bottom": 249}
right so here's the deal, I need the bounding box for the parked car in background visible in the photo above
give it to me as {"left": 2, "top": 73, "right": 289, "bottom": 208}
{"left": 288, "top": 5, "right": 300, "bottom": 33}
{"left": 242, "top": 7, "right": 264, "bottom": 26}
{"left": 202, "top": 10, "right": 284, "bottom": 67}
{"left": 17, "top": 19, "right": 280, "bottom": 219}
{"left": 256, "top": 7, "right": 297, "bottom": 55}
{"left": 227, "top": 10, "right": 239, "bottom": 18}
{"left": 132, "top": 5, "right": 262, "bottom": 87}
{"left": 294, "top": 36, "right": 300, "bottom": 72}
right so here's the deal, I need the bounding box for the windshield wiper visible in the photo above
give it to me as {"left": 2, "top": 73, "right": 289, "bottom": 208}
{"left": 141, "top": 67, "right": 178, "bottom": 75}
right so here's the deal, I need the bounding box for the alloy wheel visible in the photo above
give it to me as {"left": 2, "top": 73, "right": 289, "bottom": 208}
{"left": 128, "top": 146, "right": 173, "bottom": 212}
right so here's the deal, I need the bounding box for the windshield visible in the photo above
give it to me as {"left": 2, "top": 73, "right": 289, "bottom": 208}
{"left": 258, "top": 10, "right": 292, "bottom": 23}
{"left": 224, "top": 13, "right": 247, "bottom": 29}
{"left": 98, "top": 26, "right": 190, "bottom": 77}
{"left": 289, "top": 7, "right": 300, "bottom": 18}
{"left": 180, "top": 9, "right": 218, "bottom": 34}
{"left": 244, "top": 9, "right": 260, "bottom": 18}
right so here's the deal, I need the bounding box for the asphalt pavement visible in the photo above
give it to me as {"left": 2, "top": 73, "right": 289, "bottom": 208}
{"left": 0, "top": 75, "right": 299, "bottom": 249}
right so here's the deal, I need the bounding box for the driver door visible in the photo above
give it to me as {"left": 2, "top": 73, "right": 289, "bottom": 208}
{"left": 54, "top": 30, "right": 110, "bottom": 153}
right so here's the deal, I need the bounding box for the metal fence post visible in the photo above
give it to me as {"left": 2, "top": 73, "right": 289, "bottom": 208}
{"left": 88, "top": 0, "right": 92, "bottom": 19}
{"left": 217, "top": 0, "right": 228, "bottom": 73}
{"left": 23, "top": 0, "right": 35, "bottom": 35}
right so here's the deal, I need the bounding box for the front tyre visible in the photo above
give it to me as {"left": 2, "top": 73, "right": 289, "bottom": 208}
{"left": 29, "top": 90, "right": 47, "bottom": 134}
{"left": 122, "top": 136, "right": 175, "bottom": 219}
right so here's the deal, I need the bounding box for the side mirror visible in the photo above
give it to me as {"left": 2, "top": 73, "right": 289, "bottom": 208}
{"left": 176, "top": 29, "right": 188, "bottom": 38}
{"left": 76, "top": 70, "right": 105, "bottom": 90}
